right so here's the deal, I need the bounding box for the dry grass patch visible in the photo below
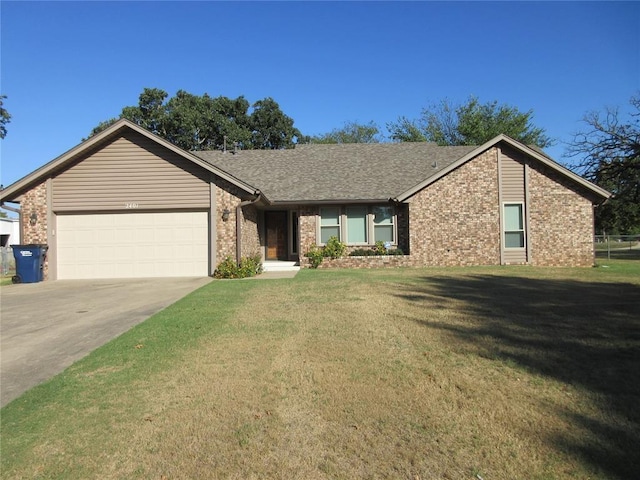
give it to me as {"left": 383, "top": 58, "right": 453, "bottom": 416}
{"left": 2, "top": 264, "right": 639, "bottom": 479}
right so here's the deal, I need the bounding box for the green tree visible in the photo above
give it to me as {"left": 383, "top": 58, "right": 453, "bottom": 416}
{"left": 249, "top": 97, "right": 301, "bottom": 149}
{"left": 310, "top": 121, "right": 382, "bottom": 144}
{"left": 566, "top": 93, "right": 640, "bottom": 234}
{"left": 388, "top": 96, "right": 551, "bottom": 148}
{"left": 88, "top": 89, "right": 301, "bottom": 150}
{"left": 0, "top": 95, "right": 11, "bottom": 139}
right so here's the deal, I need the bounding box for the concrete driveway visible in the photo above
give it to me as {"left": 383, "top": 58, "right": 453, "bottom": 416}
{"left": 0, "top": 277, "right": 211, "bottom": 407}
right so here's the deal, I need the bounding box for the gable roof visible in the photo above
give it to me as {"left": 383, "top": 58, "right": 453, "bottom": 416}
{"left": 1, "top": 122, "right": 610, "bottom": 207}
{"left": 195, "top": 143, "right": 477, "bottom": 203}
{"left": 393, "top": 134, "right": 611, "bottom": 202}
{"left": 195, "top": 136, "right": 610, "bottom": 204}
{"left": 0, "top": 119, "right": 259, "bottom": 203}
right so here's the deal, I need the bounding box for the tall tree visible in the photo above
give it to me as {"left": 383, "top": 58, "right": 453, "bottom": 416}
{"left": 0, "top": 95, "right": 11, "bottom": 139}
{"left": 566, "top": 93, "right": 640, "bottom": 234}
{"left": 88, "top": 89, "right": 301, "bottom": 150}
{"left": 249, "top": 97, "right": 301, "bottom": 149}
{"left": 388, "top": 96, "right": 551, "bottom": 148}
{"left": 310, "top": 121, "right": 382, "bottom": 144}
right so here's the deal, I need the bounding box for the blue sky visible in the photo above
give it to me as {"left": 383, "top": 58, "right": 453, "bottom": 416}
{"left": 1, "top": 1, "right": 638, "bottom": 188}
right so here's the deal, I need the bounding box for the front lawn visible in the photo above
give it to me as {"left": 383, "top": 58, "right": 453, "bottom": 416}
{"left": 2, "top": 261, "right": 639, "bottom": 479}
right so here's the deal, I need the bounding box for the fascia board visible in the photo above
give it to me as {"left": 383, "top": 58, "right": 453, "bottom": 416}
{"left": 269, "top": 198, "right": 393, "bottom": 206}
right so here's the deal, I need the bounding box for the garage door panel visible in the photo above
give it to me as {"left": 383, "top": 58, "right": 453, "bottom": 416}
{"left": 57, "top": 212, "right": 209, "bottom": 279}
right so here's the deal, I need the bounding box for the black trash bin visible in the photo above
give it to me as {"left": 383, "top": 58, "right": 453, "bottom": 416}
{"left": 11, "top": 244, "right": 48, "bottom": 283}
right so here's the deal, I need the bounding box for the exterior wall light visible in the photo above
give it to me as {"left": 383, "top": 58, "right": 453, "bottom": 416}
{"left": 222, "top": 208, "right": 231, "bottom": 222}
{"left": 29, "top": 212, "right": 38, "bottom": 226}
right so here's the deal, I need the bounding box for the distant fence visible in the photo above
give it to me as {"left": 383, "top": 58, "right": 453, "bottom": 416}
{"left": 594, "top": 235, "right": 640, "bottom": 260}
{"left": 1, "top": 246, "right": 14, "bottom": 276}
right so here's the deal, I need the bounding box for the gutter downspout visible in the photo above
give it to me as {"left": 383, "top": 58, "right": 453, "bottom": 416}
{"left": 0, "top": 202, "right": 21, "bottom": 215}
{"left": 236, "top": 193, "right": 263, "bottom": 265}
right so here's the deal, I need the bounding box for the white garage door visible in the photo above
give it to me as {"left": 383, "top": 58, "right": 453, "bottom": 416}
{"left": 57, "top": 212, "right": 209, "bottom": 279}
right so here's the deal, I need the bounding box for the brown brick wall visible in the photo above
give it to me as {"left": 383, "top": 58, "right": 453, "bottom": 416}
{"left": 20, "top": 180, "right": 50, "bottom": 278}
{"left": 240, "top": 204, "right": 261, "bottom": 258}
{"left": 408, "top": 148, "right": 501, "bottom": 266}
{"left": 215, "top": 179, "right": 255, "bottom": 264}
{"left": 298, "top": 205, "right": 318, "bottom": 268}
{"left": 528, "top": 163, "right": 595, "bottom": 266}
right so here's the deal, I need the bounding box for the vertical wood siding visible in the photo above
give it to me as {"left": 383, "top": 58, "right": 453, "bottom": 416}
{"left": 500, "top": 147, "right": 527, "bottom": 264}
{"left": 52, "top": 131, "right": 210, "bottom": 211}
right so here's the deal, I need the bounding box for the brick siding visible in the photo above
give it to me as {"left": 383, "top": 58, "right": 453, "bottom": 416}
{"left": 408, "top": 148, "right": 501, "bottom": 266}
{"left": 527, "top": 162, "right": 595, "bottom": 266}
{"left": 297, "top": 145, "right": 596, "bottom": 269}
{"left": 215, "top": 179, "right": 259, "bottom": 264}
{"left": 20, "top": 180, "right": 50, "bottom": 278}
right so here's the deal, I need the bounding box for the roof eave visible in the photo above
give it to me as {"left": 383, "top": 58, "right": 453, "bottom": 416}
{"left": 268, "top": 198, "right": 393, "bottom": 206}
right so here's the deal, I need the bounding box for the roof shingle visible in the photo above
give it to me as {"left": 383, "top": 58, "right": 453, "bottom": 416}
{"left": 194, "top": 143, "right": 477, "bottom": 203}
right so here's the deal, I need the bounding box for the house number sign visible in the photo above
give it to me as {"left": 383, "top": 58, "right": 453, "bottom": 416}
{"left": 125, "top": 203, "right": 139, "bottom": 209}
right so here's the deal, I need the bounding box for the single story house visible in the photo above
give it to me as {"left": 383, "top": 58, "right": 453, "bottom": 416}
{"left": 0, "top": 119, "right": 610, "bottom": 280}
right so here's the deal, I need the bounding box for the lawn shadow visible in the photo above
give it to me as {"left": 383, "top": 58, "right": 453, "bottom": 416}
{"left": 395, "top": 273, "right": 640, "bottom": 480}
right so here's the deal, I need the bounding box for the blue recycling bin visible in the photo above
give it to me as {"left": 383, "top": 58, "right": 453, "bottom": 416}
{"left": 11, "top": 244, "right": 48, "bottom": 283}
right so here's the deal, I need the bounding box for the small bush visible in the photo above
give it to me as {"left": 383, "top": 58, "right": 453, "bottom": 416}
{"left": 350, "top": 248, "right": 376, "bottom": 256}
{"left": 349, "top": 246, "right": 404, "bottom": 256}
{"left": 374, "top": 241, "right": 387, "bottom": 255}
{"left": 305, "top": 244, "right": 324, "bottom": 268}
{"left": 214, "top": 254, "right": 263, "bottom": 279}
{"left": 323, "top": 236, "right": 347, "bottom": 259}
{"left": 238, "top": 254, "right": 263, "bottom": 277}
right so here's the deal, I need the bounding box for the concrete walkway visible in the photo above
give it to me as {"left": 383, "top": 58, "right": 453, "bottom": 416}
{"left": 0, "top": 277, "right": 211, "bottom": 407}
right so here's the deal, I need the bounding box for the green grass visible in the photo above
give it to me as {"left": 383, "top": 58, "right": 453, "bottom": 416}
{"left": 2, "top": 262, "right": 639, "bottom": 479}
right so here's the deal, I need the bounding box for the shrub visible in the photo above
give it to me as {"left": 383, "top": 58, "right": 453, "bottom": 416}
{"left": 349, "top": 248, "right": 376, "bottom": 256}
{"left": 349, "top": 246, "right": 405, "bottom": 256}
{"left": 238, "top": 254, "right": 263, "bottom": 277}
{"left": 305, "top": 244, "right": 324, "bottom": 268}
{"left": 214, "top": 254, "right": 263, "bottom": 279}
{"left": 323, "top": 236, "right": 347, "bottom": 259}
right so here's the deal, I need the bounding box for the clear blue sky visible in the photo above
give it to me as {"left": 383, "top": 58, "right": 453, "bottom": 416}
{"left": 1, "top": 1, "right": 638, "bottom": 188}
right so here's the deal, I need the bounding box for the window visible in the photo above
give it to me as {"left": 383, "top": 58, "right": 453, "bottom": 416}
{"left": 346, "top": 206, "right": 368, "bottom": 244}
{"left": 318, "top": 205, "right": 396, "bottom": 245}
{"left": 320, "top": 207, "right": 341, "bottom": 243}
{"left": 373, "top": 206, "right": 394, "bottom": 243}
{"left": 504, "top": 203, "right": 525, "bottom": 248}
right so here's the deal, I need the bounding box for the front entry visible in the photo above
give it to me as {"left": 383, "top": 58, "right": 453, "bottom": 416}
{"left": 265, "top": 211, "right": 288, "bottom": 260}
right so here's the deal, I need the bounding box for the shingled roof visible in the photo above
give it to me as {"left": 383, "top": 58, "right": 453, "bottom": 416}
{"left": 194, "top": 143, "right": 477, "bottom": 203}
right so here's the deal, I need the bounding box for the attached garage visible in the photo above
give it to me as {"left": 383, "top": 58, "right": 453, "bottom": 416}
{"left": 56, "top": 212, "right": 209, "bottom": 279}
{"left": 0, "top": 120, "right": 260, "bottom": 281}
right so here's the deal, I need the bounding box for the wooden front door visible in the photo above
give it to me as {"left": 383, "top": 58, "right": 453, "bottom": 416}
{"left": 265, "top": 211, "right": 288, "bottom": 260}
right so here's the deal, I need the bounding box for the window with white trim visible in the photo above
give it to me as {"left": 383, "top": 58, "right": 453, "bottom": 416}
{"left": 504, "top": 203, "right": 525, "bottom": 248}
{"left": 320, "top": 207, "right": 341, "bottom": 243}
{"left": 318, "top": 205, "right": 396, "bottom": 245}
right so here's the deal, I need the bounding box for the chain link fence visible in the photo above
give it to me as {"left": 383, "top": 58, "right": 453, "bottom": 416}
{"left": 594, "top": 235, "right": 640, "bottom": 260}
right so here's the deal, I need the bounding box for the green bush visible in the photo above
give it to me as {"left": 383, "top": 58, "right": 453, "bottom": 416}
{"left": 349, "top": 246, "right": 404, "bottom": 257}
{"left": 214, "top": 254, "right": 263, "bottom": 279}
{"left": 323, "top": 236, "right": 347, "bottom": 259}
{"left": 238, "top": 254, "right": 263, "bottom": 277}
{"left": 304, "top": 237, "right": 347, "bottom": 268}
{"left": 305, "top": 244, "right": 324, "bottom": 268}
